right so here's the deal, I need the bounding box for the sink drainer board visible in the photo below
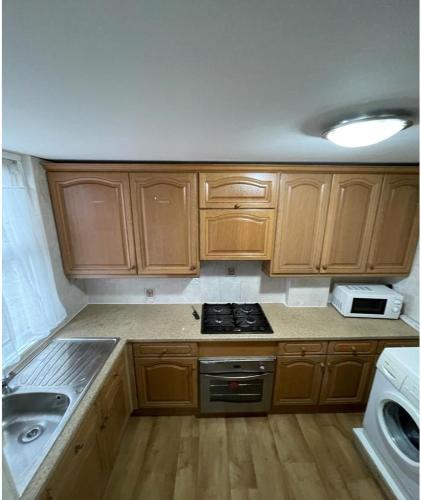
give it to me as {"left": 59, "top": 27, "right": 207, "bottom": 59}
{"left": 2, "top": 337, "right": 119, "bottom": 496}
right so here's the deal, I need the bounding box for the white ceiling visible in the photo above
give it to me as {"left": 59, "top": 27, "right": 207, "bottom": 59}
{"left": 3, "top": 0, "right": 419, "bottom": 163}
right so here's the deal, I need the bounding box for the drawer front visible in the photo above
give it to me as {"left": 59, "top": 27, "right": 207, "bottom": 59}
{"left": 278, "top": 342, "right": 327, "bottom": 356}
{"left": 199, "top": 173, "right": 279, "bottom": 208}
{"left": 377, "top": 339, "right": 419, "bottom": 354}
{"left": 328, "top": 340, "right": 377, "bottom": 355}
{"left": 200, "top": 209, "right": 275, "bottom": 260}
{"left": 132, "top": 343, "right": 198, "bottom": 357}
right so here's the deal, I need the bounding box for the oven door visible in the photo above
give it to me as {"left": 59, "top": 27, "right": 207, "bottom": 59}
{"left": 200, "top": 372, "right": 274, "bottom": 414}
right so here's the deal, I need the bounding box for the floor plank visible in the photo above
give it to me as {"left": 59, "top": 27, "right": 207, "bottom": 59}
{"left": 103, "top": 413, "right": 387, "bottom": 500}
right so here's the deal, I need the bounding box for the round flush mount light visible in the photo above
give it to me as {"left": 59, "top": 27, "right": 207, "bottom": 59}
{"left": 323, "top": 114, "right": 413, "bottom": 148}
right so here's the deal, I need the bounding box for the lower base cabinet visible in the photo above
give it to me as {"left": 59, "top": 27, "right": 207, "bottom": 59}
{"left": 273, "top": 356, "right": 324, "bottom": 405}
{"left": 44, "top": 354, "right": 131, "bottom": 500}
{"left": 319, "top": 354, "right": 375, "bottom": 405}
{"left": 134, "top": 357, "right": 197, "bottom": 408}
{"left": 45, "top": 406, "right": 107, "bottom": 500}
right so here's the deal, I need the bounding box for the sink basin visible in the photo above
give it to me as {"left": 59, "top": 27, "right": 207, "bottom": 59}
{"left": 2, "top": 337, "right": 119, "bottom": 495}
{"left": 3, "top": 392, "right": 70, "bottom": 492}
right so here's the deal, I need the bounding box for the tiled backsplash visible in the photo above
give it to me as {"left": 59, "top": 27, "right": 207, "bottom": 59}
{"left": 81, "top": 261, "right": 333, "bottom": 306}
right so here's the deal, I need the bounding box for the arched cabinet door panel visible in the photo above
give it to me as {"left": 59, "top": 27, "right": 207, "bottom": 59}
{"left": 130, "top": 173, "right": 199, "bottom": 275}
{"left": 48, "top": 172, "right": 137, "bottom": 276}
{"left": 272, "top": 173, "right": 332, "bottom": 273}
{"left": 199, "top": 173, "right": 279, "bottom": 208}
{"left": 367, "top": 174, "right": 419, "bottom": 274}
{"left": 320, "top": 174, "right": 383, "bottom": 273}
{"left": 273, "top": 356, "right": 325, "bottom": 405}
{"left": 319, "top": 355, "right": 375, "bottom": 405}
{"left": 134, "top": 357, "right": 197, "bottom": 408}
{"left": 200, "top": 209, "right": 275, "bottom": 260}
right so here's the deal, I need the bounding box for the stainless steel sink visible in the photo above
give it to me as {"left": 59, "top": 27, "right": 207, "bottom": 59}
{"left": 2, "top": 337, "right": 119, "bottom": 496}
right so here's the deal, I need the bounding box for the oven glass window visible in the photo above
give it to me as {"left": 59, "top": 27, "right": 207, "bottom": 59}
{"left": 351, "top": 298, "right": 387, "bottom": 315}
{"left": 209, "top": 378, "right": 263, "bottom": 403}
{"left": 383, "top": 401, "right": 419, "bottom": 462}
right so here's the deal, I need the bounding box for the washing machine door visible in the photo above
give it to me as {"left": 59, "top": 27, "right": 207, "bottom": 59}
{"left": 378, "top": 391, "right": 419, "bottom": 467}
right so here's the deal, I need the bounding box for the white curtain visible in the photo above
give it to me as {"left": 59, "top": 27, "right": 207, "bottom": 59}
{"left": 2, "top": 154, "right": 66, "bottom": 369}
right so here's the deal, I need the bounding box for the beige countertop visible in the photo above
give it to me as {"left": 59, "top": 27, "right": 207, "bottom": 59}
{"left": 19, "top": 303, "right": 418, "bottom": 500}
{"left": 57, "top": 303, "right": 418, "bottom": 342}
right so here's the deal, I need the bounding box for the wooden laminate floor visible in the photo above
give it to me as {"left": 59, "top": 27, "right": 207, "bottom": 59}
{"left": 103, "top": 413, "right": 387, "bottom": 500}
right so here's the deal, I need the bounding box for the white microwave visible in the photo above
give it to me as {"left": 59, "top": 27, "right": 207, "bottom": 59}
{"left": 331, "top": 284, "right": 404, "bottom": 319}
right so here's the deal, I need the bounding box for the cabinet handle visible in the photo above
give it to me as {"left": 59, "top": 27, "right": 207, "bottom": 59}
{"left": 190, "top": 266, "right": 196, "bottom": 271}
{"left": 301, "top": 347, "right": 306, "bottom": 355}
{"left": 351, "top": 346, "right": 357, "bottom": 354}
{"left": 322, "top": 265, "right": 327, "bottom": 271}
{"left": 315, "top": 265, "right": 320, "bottom": 271}
{"left": 74, "top": 443, "right": 84, "bottom": 455}
{"left": 320, "top": 362, "right": 325, "bottom": 370}
{"left": 327, "top": 362, "right": 332, "bottom": 371}
{"left": 129, "top": 265, "right": 136, "bottom": 271}
{"left": 234, "top": 204, "right": 240, "bottom": 209}
{"left": 369, "top": 265, "right": 374, "bottom": 270}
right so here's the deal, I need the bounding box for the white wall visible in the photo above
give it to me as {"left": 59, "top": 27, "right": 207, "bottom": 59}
{"left": 29, "top": 156, "right": 88, "bottom": 322}
{"left": 391, "top": 245, "right": 419, "bottom": 328}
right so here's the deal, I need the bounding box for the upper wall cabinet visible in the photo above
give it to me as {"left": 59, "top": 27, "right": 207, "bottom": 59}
{"left": 200, "top": 209, "right": 275, "bottom": 260}
{"left": 130, "top": 173, "right": 199, "bottom": 275}
{"left": 48, "top": 172, "right": 137, "bottom": 276}
{"left": 367, "top": 175, "right": 419, "bottom": 274}
{"left": 199, "top": 173, "right": 279, "bottom": 208}
{"left": 271, "top": 173, "right": 332, "bottom": 273}
{"left": 320, "top": 174, "right": 383, "bottom": 274}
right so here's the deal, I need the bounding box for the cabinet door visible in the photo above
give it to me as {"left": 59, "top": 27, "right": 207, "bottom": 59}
{"left": 134, "top": 357, "right": 197, "bottom": 408}
{"left": 98, "top": 359, "right": 131, "bottom": 468}
{"left": 130, "top": 173, "right": 199, "bottom": 274}
{"left": 48, "top": 172, "right": 136, "bottom": 276}
{"left": 200, "top": 209, "right": 275, "bottom": 260}
{"left": 199, "top": 173, "right": 279, "bottom": 208}
{"left": 46, "top": 406, "right": 107, "bottom": 500}
{"left": 273, "top": 356, "right": 324, "bottom": 405}
{"left": 272, "top": 173, "right": 331, "bottom": 273}
{"left": 319, "top": 355, "right": 375, "bottom": 405}
{"left": 320, "top": 174, "right": 382, "bottom": 273}
{"left": 367, "top": 175, "right": 419, "bottom": 274}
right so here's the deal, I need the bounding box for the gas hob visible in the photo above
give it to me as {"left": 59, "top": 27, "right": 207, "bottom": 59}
{"left": 201, "top": 303, "right": 273, "bottom": 334}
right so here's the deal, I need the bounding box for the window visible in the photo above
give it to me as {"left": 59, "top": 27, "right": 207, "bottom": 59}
{"left": 2, "top": 153, "right": 66, "bottom": 369}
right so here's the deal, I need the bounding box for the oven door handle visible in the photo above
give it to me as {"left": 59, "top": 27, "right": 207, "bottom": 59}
{"left": 202, "top": 373, "right": 271, "bottom": 381}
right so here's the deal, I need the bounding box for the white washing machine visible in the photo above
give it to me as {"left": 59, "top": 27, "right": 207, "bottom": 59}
{"left": 354, "top": 347, "right": 419, "bottom": 500}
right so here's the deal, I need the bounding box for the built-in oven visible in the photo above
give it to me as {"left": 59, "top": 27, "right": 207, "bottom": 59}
{"left": 199, "top": 357, "right": 275, "bottom": 414}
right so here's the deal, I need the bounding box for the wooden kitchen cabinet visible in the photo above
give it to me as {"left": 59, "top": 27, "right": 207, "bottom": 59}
{"left": 199, "top": 172, "right": 279, "bottom": 208}
{"left": 200, "top": 209, "right": 275, "bottom": 259}
{"left": 320, "top": 174, "right": 383, "bottom": 274}
{"left": 47, "top": 172, "right": 137, "bottom": 276}
{"left": 134, "top": 357, "right": 198, "bottom": 408}
{"left": 273, "top": 356, "right": 325, "bottom": 405}
{"left": 130, "top": 173, "right": 199, "bottom": 275}
{"left": 319, "top": 354, "right": 375, "bottom": 405}
{"left": 98, "top": 358, "right": 131, "bottom": 468}
{"left": 367, "top": 174, "right": 419, "bottom": 274}
{"left": 271, "top": 173, "right": 332, "bottom": 273}
{"left": 46, "top": 405, "right": 107, "bottom": 500}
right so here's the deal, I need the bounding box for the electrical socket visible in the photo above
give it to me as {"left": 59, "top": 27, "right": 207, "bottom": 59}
{"left": 145, "top": 288, "right": 155, "bottom": 297}
{"left": 227, "top": 266, "right": 236, "bottom": 276}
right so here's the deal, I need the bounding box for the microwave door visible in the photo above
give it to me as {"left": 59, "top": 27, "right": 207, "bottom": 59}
{"left": 351, "top": 298, "right": 387, "bottom": 315}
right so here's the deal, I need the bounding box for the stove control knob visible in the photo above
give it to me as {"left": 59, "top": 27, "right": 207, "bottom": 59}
{"left": 259, "top": 365, "right": 265, "bottom": 370}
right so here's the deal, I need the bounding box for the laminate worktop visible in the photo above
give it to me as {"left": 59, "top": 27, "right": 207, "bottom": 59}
{"left": 16, "top": 303, "right": 418, "bottom": 500}
{"left": 57, "top": 303, "right": 418, "bottom": 342}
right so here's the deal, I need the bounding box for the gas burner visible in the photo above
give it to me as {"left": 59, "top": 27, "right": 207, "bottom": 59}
{"left": 201, "top": 303, "right": 273, "bottom": 334}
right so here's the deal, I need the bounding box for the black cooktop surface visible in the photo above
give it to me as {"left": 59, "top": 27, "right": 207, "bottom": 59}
{"left": 201, "top": 303, "right": 273, "bottom": 334}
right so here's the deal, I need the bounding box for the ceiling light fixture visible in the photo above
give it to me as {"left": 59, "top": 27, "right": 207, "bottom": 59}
{"left": 323, "top": 114, "right": 413, "bottom": 148}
